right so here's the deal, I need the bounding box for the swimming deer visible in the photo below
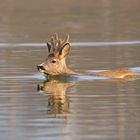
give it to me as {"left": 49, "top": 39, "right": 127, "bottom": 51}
{"left": 37, "top": 33, "right": 139, "bottom": 79}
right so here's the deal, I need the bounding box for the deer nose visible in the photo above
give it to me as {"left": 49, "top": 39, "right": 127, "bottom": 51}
{"left": 37, "top": 65, "right": 45, "bottom": 71}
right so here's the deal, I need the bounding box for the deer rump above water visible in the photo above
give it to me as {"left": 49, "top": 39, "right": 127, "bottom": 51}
{"left": 37, "top": 33, "right": 139, "bottom": 79}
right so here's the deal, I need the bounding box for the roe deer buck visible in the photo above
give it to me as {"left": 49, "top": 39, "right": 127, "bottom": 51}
{"left": 37, "top": 33, "right": 139, "bottom": 79}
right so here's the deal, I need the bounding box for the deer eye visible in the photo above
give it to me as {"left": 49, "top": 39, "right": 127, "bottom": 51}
{"left": 51, "top": 60, "right": 56, "bottom": 63}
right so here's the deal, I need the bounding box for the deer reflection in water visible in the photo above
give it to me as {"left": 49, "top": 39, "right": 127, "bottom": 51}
{"left": 38, "top": 79, "right": 74, "bottom": 117}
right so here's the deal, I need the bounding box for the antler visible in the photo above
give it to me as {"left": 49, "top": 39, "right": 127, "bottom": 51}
{"left": 49, "top": 33, "right": 69, "bottom": 50}
{"left": 50, "top": 33, "right": 58, "bottom": 47}
{"left": 47, "top": 33, "right": 69, "bottom": 54}
{"left": 61, "top": 34, "right": 69, "bottom": 47}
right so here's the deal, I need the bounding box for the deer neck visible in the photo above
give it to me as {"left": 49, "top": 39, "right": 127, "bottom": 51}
{"left": 61, "top": 58, "right": 75, "bottom": 74}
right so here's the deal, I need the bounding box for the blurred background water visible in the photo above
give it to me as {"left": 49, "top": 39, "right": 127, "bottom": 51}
{"left": 0, "top": 0, "right": 140, "bottom": 140}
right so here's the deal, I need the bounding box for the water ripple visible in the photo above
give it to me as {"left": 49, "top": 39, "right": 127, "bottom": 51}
{"left": 0, "top": 41, "right": 140, "bottom": 47}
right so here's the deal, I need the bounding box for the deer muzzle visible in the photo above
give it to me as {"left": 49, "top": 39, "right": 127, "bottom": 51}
{"left": 37, "top": 64, "right": 46, "bottom": 72}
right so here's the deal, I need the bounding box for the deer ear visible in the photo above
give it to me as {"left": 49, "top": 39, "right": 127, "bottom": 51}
{"left": 47, "top": 42, "right": 52, "bottom": 53}
{"left": 59, "top": 43, "right": 70, "bottom": 59}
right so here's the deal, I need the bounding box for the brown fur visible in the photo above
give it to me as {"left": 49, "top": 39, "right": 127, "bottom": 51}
{"left": 96, "top": 69, "right": 139, "bottom": 78}
{"left": 38, "top": 33, "right": 139, "bottom": 79}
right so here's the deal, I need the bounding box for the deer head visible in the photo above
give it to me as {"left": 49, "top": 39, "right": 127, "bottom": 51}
{"left": 37, "top": 33, "right": 72, "bottom": 76}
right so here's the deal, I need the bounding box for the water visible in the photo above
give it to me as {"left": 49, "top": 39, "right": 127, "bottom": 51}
{"left": 0, "top": 0, "right": 140, "bottom": 140}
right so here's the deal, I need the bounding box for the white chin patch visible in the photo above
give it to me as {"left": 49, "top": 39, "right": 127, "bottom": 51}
{"left": 39, "top": 69, "right": 45, "bottom": 73}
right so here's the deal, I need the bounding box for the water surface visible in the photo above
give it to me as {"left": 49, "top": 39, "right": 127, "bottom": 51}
{"left": 0, "top": 0, "right": 140, "bottom": 140}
